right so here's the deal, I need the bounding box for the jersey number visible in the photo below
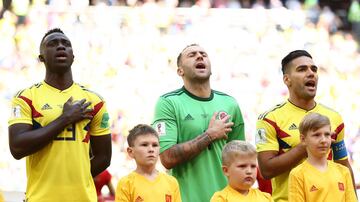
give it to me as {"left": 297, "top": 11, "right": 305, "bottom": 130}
{"left": 54, "top": 123, "right": 76, "bottom": 141}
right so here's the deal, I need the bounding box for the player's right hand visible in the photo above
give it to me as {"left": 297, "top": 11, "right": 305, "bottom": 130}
{"left": 206, "top": 112, "right": 234, "bottom": 141}
{"left": 62, "top": 97, "right": 93, "bottom": 124}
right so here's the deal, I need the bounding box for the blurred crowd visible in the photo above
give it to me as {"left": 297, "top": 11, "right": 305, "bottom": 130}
{"left": 0, "top": 0, "right": 360, "bottom": 194}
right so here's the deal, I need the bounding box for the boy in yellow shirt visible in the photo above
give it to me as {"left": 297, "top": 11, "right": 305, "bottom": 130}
{"left": 289, "top": 113, "right": 357, "bottom": 202}
{"left": 211, "top": 140, "right": 273, "bottom": 202}
{"left": 115, "top": 124, "right": 181, "bottom": 202}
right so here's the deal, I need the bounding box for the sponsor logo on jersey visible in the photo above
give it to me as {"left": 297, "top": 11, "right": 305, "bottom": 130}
{"left": 184, "top": 114, "right": 194, "bottom": 121}
{"left": 135, "top": 196, "right": 144, "bottom": 202}
{"left": 155, "top": 122, "right": 166, "bottom": 136}
{"left": 310, "top": 185, "right": 318, "bottom": 192}
{"left": 338, "top": 182, "right": 344, "bottom": 191}
{"left": 255, "top": 128, "right": 267, "bottom": 144}
{"left": 288, "top": 123, "right": 298, "bottom": 130}
{"left": 41, "top": 103, "right": 52, "bottom": 110}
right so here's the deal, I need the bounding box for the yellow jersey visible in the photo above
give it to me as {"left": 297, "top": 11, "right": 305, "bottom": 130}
{"left": 256, "top": 100, "right": 348, "bottom": 202}
{"left": 116, "top": 171, "right": 181, "bottom": 202}
{"left": 9, "top": 81, "right": 110, "bottom": 202}
{"left": 289, "top": 160, "right": 357, "bottom": 202}
{"left": 210, "top": 185, "right": 274, "bottom": 202}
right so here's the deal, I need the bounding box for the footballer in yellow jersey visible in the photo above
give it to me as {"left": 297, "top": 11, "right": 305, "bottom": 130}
{"left": 256, "top": 50, "right": 353, "bottom": 202}
{"left": 9, "top": 82, "right": 110, "bottom": 202}
{"left": 256, "top": 101, "right": 348, "bottom": 202}
{"left": 8, "top": 28, "right": 112, "bottom": 202}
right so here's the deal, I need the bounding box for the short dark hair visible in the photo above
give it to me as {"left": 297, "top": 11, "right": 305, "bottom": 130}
{"left": 281, "top": 50, "right": 312, "bottom": 74}
{"left": 39, "top": 28, "right": 65, "bottom": 52}
{"left": 127, "top": 124, "right": 159, "bottom": 147}
{"left": 176, "top": 43, "right": 200, "bottom": 67}
{"left": 299, "top": 113, "right": 331, "bottom": 136}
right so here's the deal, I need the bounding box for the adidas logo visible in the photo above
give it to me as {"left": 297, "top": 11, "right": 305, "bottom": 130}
{"left": 184, "top": 114, "right": 194, "bottom": 121}
{"left": 310, "top": 185, "right": 318, "bottom": 192}
{"left": 41, "top": 103, "right": 52, "bottom": 110}
{"left": 289, "top": 123, "right": 298, "bottom": 130}
{"left": 135, "top": 196, "right": 144, "bottom": 202}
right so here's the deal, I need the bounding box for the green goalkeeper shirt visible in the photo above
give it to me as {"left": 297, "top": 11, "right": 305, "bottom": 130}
{"left": 152, "top": 86, "right": 245, "bottom": 202}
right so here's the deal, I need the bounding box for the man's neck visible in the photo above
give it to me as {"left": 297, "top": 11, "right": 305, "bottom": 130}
{"left": 288, "top": 97, "right": 316, "bottom": 111}
{"left": 183, "top": 81, "right": 211, "bottom": 98}
{"left": 45, "top": 72, "right": 73, "bottom": 90}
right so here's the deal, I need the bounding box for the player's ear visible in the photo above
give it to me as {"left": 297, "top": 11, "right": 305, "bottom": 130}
{"left": 127, "top": 147, "right": 134, "bottom": 158}
{"left": 177, "top": 68, "right": 184, "bottom": 76}
{"left": 222, "top": 165, "right": 229, "bottom": 177}
{"left": 283, "top": 74, "right": 290, "bottom": 86}
{"left": 300, "top": 133, "right": 305, "bottom": 142}
{"left": 38, "top": 55, "right": 45, "bottom": 62}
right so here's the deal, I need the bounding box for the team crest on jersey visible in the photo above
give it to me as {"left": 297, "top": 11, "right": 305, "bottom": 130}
{"left": 155, "top": 122, "right": 166, "bottom": 136}
{"left": 338, "top": 182, "right": 344, "bottom": 191}
{"left": 255, "top": 128, "right": 267, "bottom": 144}
{"left": 217, "top": 111, "right": 228, "bottom": 120}
{"left": 165, "top": 194, "right": 172, "bottom": 202}
{"left": 12, "top": 105, "right": 21, "bottom": 118}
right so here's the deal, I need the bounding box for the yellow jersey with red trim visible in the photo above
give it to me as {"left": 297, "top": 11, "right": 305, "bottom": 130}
{"left": 210, "top": 186, "right": 274, "bottom": 202}
{"left": 8, "top": 81, "right": 110, "bottom": 202}
{"left": 289, "top": 160, "right": 357, "bottom": 202}
{"left": 256, "top": 100, "right": 348, "bottom": 202}
{"left": 115, "top": 171, "right": 181, "bottom": 202}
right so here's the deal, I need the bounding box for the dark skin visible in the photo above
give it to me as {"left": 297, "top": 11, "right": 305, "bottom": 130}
{"left": 8, "top": 32, "right": 111, "bottom": 177}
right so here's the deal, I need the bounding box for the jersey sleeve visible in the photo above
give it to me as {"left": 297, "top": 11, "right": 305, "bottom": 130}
{"left": 288, "top": 169, "right": 305, "bottom": 202}
{"left": 8, "top": 91, "right": 33, "bottom": 126}
{"left": 210, "top": 191, "right": 226, "bottom": 202}
{"left": 342, "top": 166, "right": 357, "bottom": 202}
{"left": 152, "top": 96, "right": 178, "bottom": 153}
{"left": 170, "top": 175, "right": 182, "bottom": 202}
{"left": 115, "top": 176, "right": 131, "bottom": 202}
{"left": 255, "top": 114, "right": 279, "bottom": 152}
{"left": 228, "top": 101, "right": 245, "bottom": 141}
{"left": 331, "top": 115, "right": 348, "bottom": 160}
{"left": 89, "top": 100, "right": 111, "bottom": 136}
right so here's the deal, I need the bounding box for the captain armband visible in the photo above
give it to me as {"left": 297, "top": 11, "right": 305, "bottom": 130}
{"left": 332, "top": 140, "right": 347, "bottom": 160}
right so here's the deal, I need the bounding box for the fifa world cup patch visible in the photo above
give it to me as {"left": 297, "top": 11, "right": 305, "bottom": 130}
{"left": 255, "top": 128, "right": 267, "bottom": 144}
{"left": 155, "top": 122, "right": 166, "bottom": 136}
{"left": 12, "top": 105, "right": 21, "bottom": 118}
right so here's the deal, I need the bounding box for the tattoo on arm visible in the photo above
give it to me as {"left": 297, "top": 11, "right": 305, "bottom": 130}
{"left": 163, "top": 132, "right": 212, "bottom": 167}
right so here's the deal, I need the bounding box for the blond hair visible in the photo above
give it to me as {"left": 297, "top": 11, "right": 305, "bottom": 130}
{"left": 222, "top": 140, "right": 256, "bottom": 166}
